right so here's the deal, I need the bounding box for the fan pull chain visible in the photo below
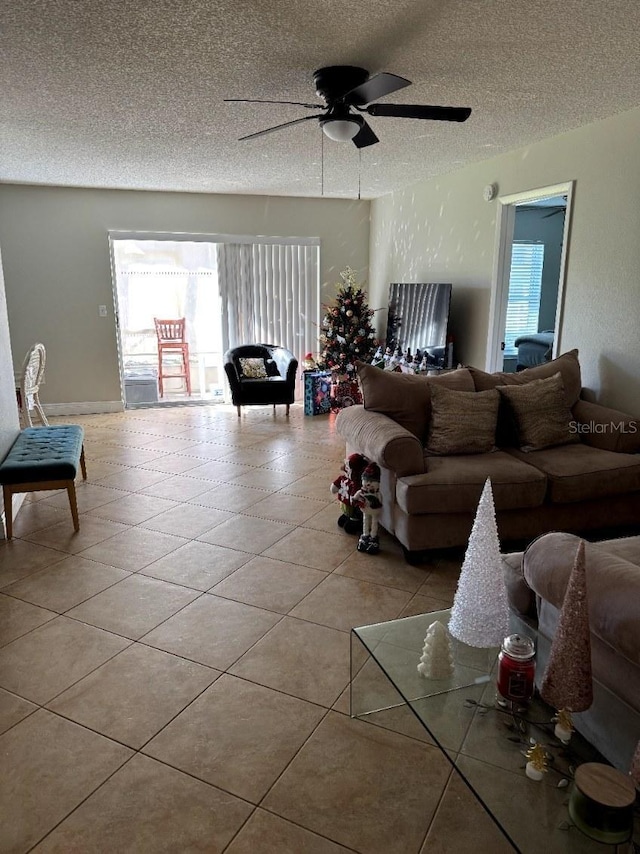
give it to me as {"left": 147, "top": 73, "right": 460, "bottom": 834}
{"left": 321, "top": 131, "right": 324, "bottom": 197}
{"left": 358, "top": 148, "right": 361, "bottom": 200}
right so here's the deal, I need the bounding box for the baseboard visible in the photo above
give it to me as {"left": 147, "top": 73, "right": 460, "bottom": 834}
{"left": 42, "top": 401, "right": 125, "bottom": 417}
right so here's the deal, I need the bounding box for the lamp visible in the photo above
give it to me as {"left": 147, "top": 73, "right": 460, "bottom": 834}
{"left": 321, "top": 115, "right": 362, "bottom": 141}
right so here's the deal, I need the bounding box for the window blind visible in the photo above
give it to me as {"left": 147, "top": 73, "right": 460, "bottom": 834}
{"left": 504, "top": 242, "right": 545, "bottom": 356}
{"left": 216, "top": 241, "right": 320, "bottom": 362}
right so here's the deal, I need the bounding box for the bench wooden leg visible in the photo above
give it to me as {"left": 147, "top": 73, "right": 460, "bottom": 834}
{"left": 3, "top": 485, "right": 13, "bottom": 540}
{"left": 66, "top": 481, "right": 80, "bottom": 532}
{"left": 286, "top": 404, "right": 290, "bottom": 417}
{"left": 80, "top": 447, "right": 87, "bottom": 480}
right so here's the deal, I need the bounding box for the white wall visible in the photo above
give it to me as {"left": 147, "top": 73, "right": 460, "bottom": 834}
{"left": 370, "top": 106, "right": 640, "bottom": 415}
{"left": 0, "top": 187, "right": 370, "bottom": 406}
{"left": 0, "top": 250, "right": 20, "bottom": 462}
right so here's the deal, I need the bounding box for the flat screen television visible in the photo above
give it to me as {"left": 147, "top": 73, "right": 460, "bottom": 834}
{"left": 385, "top": 282, "right": 452, "bottom": 368}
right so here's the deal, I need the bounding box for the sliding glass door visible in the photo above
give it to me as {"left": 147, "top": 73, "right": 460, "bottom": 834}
{"left": 110, "top": 233, "right": 320, "bottom": 408}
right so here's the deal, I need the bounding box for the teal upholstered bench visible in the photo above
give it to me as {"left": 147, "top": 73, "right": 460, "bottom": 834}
{"left": 0, "top": 426, "right": 86, "bottom": 539}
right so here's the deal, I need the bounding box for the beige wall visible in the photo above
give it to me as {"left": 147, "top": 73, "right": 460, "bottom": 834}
{"left": 370, "top": 106, "right": 640, "bottom": 415}
{"left": 0, "top": 186, "right": 370, "bottom": 406}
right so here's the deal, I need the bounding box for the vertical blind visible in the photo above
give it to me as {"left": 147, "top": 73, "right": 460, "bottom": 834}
{"left": 504, "top": 242, "right": 545, "bottom": 355}
{"left": 217, "top": 241, "right": 319, "bottom": 361}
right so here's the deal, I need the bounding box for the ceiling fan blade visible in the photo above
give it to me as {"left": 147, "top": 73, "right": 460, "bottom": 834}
{"left": 238, "top": 114, "right": 320, "bottom": 141}
{"left": 352, "top": 120, "right": 379, "bottom": 149}
{"left": 345, "top": 72, "right": 411, "bottom": 106}
{"left": 225, "top": 99, "right": 323, "bottom": 110}
{"left": 366, "top": 104, "right": 472, "bottom": 122}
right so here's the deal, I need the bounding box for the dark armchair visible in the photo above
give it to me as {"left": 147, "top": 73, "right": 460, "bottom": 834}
{"left": 223, "top": 344, "right": 298, "bottom": 417}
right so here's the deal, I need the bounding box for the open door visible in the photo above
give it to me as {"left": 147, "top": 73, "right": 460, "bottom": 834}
{"left": 486, "top": 182, "right": 574, "bottom": 373}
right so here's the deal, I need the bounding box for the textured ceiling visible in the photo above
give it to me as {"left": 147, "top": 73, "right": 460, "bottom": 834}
{"left": 2, "top": 0, "right": 640, "bottom": 199}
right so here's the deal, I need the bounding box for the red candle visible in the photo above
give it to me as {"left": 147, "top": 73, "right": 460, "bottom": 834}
{"left": 497, "top": 634, "right": 536, "bottom": 702}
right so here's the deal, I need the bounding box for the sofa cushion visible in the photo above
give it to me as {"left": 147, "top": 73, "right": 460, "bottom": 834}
{"left": 598, "top": 534, "right": 640, "bottom": 565}
{"left": 467, "top": 349, "right": 582, "bottom": 407}
{"left": 425, "top": 386, "right": 499, "bottom": 455}
{"left": 507, "top": 443, "right": 640, "bottom": 503}
{"left": 396, "top": 452, "right": 547, "bottom": 514}
{"left": 356, "top": 362, "right": 475, "bottom": 440}
{"left": 497, "top": 373, "right": 578, "bottom": 452}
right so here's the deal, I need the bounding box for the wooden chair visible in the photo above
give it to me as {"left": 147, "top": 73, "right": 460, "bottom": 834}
{"left": 19, "top": 342, "right": 49, "bottom": 427}
{"left": 154, "top": 318, "right": 191, "bottom": 397}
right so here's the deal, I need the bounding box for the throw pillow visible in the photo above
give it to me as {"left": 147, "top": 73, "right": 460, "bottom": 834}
{"left": 239, "top": 357, "right": 268, "bottom": 379}
{"left": 425, "top": 386, "right": 500, "bottom": 455}
{"left": 264, "top": 358, "right": 281, "bottom": 377}
{"left": 356, "top": 362, "right": 475, "bottom": 440}
{"left": 467, "top": 349, "right": 582, "bottom": 407}
{"left": 497, "top": 372, "right": 579, "bottom": 452}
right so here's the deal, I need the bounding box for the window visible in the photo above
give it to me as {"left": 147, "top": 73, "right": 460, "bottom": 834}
{"left": 503, "top": 242, "right": 545, "bottom": 356}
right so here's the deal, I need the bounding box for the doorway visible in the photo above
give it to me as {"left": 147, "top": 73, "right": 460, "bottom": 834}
{"left": 110, "top": 237, "right": 225, "bottom": 408}
{"left": 486, "top": 182, "right": 574, "bottom": 373}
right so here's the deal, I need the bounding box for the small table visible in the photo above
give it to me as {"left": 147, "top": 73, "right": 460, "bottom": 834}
{"left": 351, "top": 609, "right": 638, "bottom": 854}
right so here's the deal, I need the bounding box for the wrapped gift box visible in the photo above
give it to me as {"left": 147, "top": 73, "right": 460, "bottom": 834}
{"left": 304, "top": 370, "right": 332, "bottom": 416}
{"left": 331, "top": 376, "right": 362, "bottom": 409}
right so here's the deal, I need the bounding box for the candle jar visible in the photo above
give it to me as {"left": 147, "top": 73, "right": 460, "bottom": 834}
{"left": 497, "top": 634, "right": 536, "bottom": 702}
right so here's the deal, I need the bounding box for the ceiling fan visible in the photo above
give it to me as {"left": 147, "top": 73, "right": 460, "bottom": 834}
{"left": 225, "top": 66, "right": 472, "bottom": 148}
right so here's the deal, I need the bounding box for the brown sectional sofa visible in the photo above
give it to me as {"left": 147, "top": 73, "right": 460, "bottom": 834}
{"left": 337, "top": 351, "right": 640, "bottom": 560}
{"left": 505, "top": 532, "right": 640, "bottom": 772}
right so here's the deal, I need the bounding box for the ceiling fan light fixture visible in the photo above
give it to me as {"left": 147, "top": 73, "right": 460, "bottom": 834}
{"left": 321, "top": 117, "right": 362, "bottom": 141}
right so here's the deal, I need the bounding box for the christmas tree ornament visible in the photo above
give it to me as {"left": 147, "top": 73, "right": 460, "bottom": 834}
{"left": 417, "top": 621, "right": 454, "bottom": 679}
{"left": 540, "top": 540, "right": 593, "bottom": 713}
{"left": 448, "top": 478, "right": 510, "bottom": 648}
{"left": 525, "top": 742, "right": 549, "bottom": 781}
{"left": 553, "top": 708, "right": 574, "bottom": 744}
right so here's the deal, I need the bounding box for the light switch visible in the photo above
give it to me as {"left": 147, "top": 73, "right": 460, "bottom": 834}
{"left": 98, "top": 305, "right": 108, "bottom": 317}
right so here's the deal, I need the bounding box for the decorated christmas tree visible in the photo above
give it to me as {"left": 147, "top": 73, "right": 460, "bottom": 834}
{"left": 540, "top": 540, "right": 593, "bottom": 713}
{"left": 318, "top": 267, "right": 377, "bottom": 376}
{"left": 448, "top": 478, "right": 510, "bottom": 648}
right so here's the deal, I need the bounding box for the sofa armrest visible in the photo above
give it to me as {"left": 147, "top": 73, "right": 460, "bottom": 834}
{"left": 572, "top": 399, "right": 640, "bottom": 454}
{"left": 336, "top": 406, "right": 425, "bottom": 477}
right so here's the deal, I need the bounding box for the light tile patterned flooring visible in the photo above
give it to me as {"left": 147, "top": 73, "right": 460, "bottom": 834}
{"left": 0, "top": 404, "right": 510, "bottom": 853}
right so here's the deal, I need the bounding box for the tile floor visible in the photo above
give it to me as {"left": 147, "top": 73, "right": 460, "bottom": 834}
{"left": 0, "top": 404, "right": 510, "bottom": 853}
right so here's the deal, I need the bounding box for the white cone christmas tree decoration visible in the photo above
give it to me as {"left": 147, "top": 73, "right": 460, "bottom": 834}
{"left": 448, "top": 478, "right": 510, "bottom": 648}
{"left": 541, "top": 540, "right": 593, "bottom": 712}
{"left": 417, "top": 621, "right": 454, "bottom": 679}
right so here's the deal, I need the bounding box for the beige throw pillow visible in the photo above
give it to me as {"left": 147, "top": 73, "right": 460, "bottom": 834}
{"left": 467, "top": 349, "right": 582, "bottom": 408}
{"left": 356, "top": 362, "right": 475, "bottom": 440}
{"left": 497, "top": 372, "right": 579, "bottom": 452}
{"left": 239, "top": 357, "right": 268, "bottom": 379}
{"left": 425, "top": 386, "right": 500, "bottom": 455}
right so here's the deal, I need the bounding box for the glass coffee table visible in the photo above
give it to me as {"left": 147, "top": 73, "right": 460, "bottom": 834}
{"left": 350, "top": 608, "right": 638, "bottom": 854}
